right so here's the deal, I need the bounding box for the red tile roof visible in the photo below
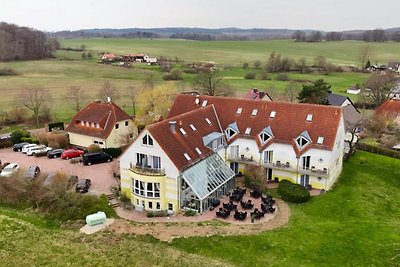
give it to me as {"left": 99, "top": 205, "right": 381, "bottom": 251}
{"left": 147, "top": 105, "right": 220, "bottom": 171}
{"left": 375, "top": 99, "right": 400, "bottom": 116}
{"left": 66, "top": 101, "right": 131, "bottom": 139}
{"left": 167, "top": 94, "right": 342, "bottom": 155}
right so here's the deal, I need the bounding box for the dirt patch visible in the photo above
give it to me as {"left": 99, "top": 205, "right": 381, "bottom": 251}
{"left": 109, "top": 199, "right": 290, "bottom": 241}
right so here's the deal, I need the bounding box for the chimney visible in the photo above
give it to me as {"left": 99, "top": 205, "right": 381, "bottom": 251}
{"left": 169, "top": 121, "right": 176, "bottom": 133}
{"left": 107, "top": 97, "right": 111, "bottom": 103}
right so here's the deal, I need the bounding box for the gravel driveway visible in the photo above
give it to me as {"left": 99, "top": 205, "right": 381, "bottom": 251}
{"left": 0, "top": 148, "right": 118, "bottom": 195}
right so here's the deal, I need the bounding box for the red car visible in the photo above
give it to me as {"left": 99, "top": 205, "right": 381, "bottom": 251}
{"left": 61, "top": 149, "right": 84, "bottom": 160}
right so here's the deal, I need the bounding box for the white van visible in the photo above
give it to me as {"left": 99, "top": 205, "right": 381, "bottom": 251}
{"left": 26, "top": 145, "right": 51, "bottom": 156}
{"left": 21, "top": 144, "right": 38, "bottom": 154}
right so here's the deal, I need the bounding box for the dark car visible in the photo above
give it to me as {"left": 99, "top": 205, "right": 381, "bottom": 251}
{"left": 47, "top": 149, "right": 64, "bottom": 159}
{"left": 82, "top": 152, "right": 112, "bottom": 166}
{"left": 25, "top": 165, "right": 41, "bottom": 179}
{"left": 75, "top": 179, "right": 91, "bottom": 193}
{"left": 13, "top": 142, "right": 30, "bottom": 152}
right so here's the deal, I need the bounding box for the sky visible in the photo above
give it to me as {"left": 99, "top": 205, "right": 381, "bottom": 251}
{"left": 1, "top": 0, "right": 399, "bottom": 32}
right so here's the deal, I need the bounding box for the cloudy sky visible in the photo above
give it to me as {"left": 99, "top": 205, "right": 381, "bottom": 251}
{"left": 1, "top": 0, "right": 399, "bottom": 31}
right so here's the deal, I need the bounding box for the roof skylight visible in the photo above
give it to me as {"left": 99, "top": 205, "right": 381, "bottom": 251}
{"left": 195, "top": 147, "right": 202, "bottom": 155}
{"left": 317, "top": 136, "right": 324, "bottom": 144}
{"left": 306, "top": 114, "right": 313, "bottom": 122}
{"left": 184, "top": 153, "right": 191, "bottom": 161}
{"left": 236, "top": 107, "right": 243, "bottom": 114}
{"left": 189, "top": 124, "right": 196, "bottom": 131}
{"left": 252, "top": 109, "right": 258, "bottom": 116}
{"left": 179, "top": 128, "right": 187, "bottom": 135}
{"left": 202, "top": 100, "right": 208, "bottom": 107}
{"left": 270, "top": 111, "right": 276, "bottom": 118}
{"left": 245, "top": 127, "right": 251, "bottom": 135}
{"left": 205, "top": 118, "right": 211, "bottom": 125}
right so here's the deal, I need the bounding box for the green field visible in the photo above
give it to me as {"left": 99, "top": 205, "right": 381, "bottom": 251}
{"left": 1, "top": 38, "right": 398, "bottom": 125}
{"left": 1, "top": 151, "right": 399, "bottom": 266}
{"left": 60, "top": 38, "right": 400, "bottom": 66}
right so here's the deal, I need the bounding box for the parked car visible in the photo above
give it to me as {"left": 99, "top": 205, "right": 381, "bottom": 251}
{"left": 26, "top": 145, "right": 52, "bottom": 156}
{"left": 25, "top": 165, "right": 41, "bottom": 179}
{"left": 21, "top": 144, "right": 38, "bottom": 154}
{"left": 47, "top": 149, "right": 65, "bottom": 159}
{"left": 0, "top": 163, "right": 20, "bottom": 178}
{"left": 82, "top": 152, "right": 112, "bottom": 166}
{"left": 61, "top": 149, "right": 84, "bottom": 160}
{"left": 13, "top": 142, "right": 30, "bottom": 152}
{"left": 75, "top": 179, "right": 91, "bottom": 193}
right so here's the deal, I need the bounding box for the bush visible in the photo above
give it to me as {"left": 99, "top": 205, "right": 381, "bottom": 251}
{"left": 244, "top": 72, "right": 256, "bottom": 79}
{"left": 87, "top": 144, "right": 102, "bottom": 153}
{"left": 102, "top": 147, "right": 122, "bottom": 158}
{"left": 146, "top": 210, "right": 169, "bottom": 217}
{"left": 242, "top": 62, "right": 249, "bottom": 69}
{"left": 21, "top": 137, "right": 39, "bottom": 144}
{"left": 276, "top": 73, "right": 290, "bottom": 81}
{"left": 162, "top": 69, "right": 183, "bottom": 81}
{"left": 184, "top": 209, "right": 197, "bottom": 216}
{"left": 0, "top": 138, "right": 13, "bottom": 148}
{"left": 356, "top": 142, "right": 400, "bottom": 159}
{"left": 10, "top": 129, "right": 31, "bottom": 144}
{"left": 182, "top": 68, "right": 199, "bottom": 74}
{"left": 259, "top": 72, "right": 270, "bottom": 80}
{"left": 0, "top": 68, "right": 18, "bottom": 76}
{"left": 278, "top": 179, "right": 310, "bottom": 203}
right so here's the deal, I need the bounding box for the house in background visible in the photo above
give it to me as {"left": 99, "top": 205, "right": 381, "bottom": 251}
{"left": 388, "top": 61, "right": 400, "bottom": 73}
{"left": 120, "top": 94, "right": 345, "bottom": 213}
{"left": 375, "top": 99, "right": 400, "bottom": 125}
{"left": 243, "top": 88, "right": 272, "bottom": 101}
{"left": 346, "top": 86, "right": 361, "bottom": 95}
{"left": 101, "top": 53, "right": 117, "bottom": 62}
{"left": 123, "top": 54, "right": 157, "bottom": 64}
{"left": 66, "top": 100, "right": 137, "bottom": 148}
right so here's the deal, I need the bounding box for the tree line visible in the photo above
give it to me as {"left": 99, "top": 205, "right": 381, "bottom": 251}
{"left": 0, "top": 22, "right": 59, "bottom": 61}
{"left": 292, "top": 29, "right": 400, "bottom": 42}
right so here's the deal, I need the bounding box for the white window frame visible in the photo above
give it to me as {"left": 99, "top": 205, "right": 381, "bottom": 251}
{"left": 142, "top": 134, "right": 154, "bottom": 146}
{"left": 296, "top": 136, "right": 310, "bottom": 149}
{"left": 259, "top": 132, "right": 271, "bottom": 144}
{"left": 225, "top": 127, "right": 237, "bottom": 140}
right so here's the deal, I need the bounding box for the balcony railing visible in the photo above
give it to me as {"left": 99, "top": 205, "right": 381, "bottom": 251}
{"left": 264, "top": 161, "right": 297, "bottom": 172}
{"left": 227, "top": 155, "right": 258, "bottom": 165}
{"left": 130, "top": 164, "right": 165, "bottom": 176}
{"left": 299, "top": 166, "right": 329, "bottom": 177}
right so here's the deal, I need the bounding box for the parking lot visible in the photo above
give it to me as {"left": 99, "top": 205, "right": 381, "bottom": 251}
{"left": 0, "top": 148, "right": 118, "bottom": 195}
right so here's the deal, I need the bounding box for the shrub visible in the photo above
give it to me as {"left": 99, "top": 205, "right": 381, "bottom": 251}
{"left": 356, "top": 142, "right": 400, "bottom": 159}
{"left": 0, "top": 68, "right": 18, "bottom": 76}
{"left": 10, "top": 129, "right": 31, "bottom": 144}
{"left": 8, "top": 107, "right": 27, "bottom": 124}
{"left": 244, "top": 72, "right": 256, "bottom": 79}
{"left": 276, "top": 73, "right": 290, "bottom": 81}
{"left": 183, "top": 68, "right": 199, "bottom": 74}
{"left": 162, "top": 69, "right": 183, "bottom": 81}
{"left": 242, "top": 62, "right": 249, "bottom": 69}
{"left": 184, "top": 209, "right": 197, "bottom": 216}
{"left": 146, "top": 210, "right": 169, "bottom": 217}
{"left": 278, "top": 179, "right": 310, "bottom": 203}
{"left": 87, "top": 144, "right": 102, "bottom": 153}
{"left": 103, "top": 147, "right": 122, "bottom": 158}
{"left": 259, "top": 72, "right": 270, "bottom": 80}
{"left": 0, "top": 138, "right": 13, "bottom": 148}
{"left": 21, "top": 137, "right": 39, "bottom": 144}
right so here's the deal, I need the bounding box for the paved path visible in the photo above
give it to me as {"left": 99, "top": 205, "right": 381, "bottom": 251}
{"left": 0, "top": 147, "right": 117, "bottom": 194}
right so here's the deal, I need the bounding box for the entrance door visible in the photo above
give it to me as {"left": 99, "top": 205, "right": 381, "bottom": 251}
{"left": 302, "top": 156, "right": 311, "bottom": 170}
{"left": 266, "top": 168, "right": 273, "bottom": 181}
{"left": 300, "top": 175, "right": 310, "bottom": 187}
{"left": 230, "top": 162, "right": 239, "bottom": 174}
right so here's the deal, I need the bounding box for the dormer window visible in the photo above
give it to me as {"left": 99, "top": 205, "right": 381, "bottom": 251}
{"left": 252, "top": 109, "right": 258, "bottom": 116}
{"left": 306, "top": 114, "right": 313, "bottom": 122}
{"left": 296, "top": 131, "right": 311, "bottom": 149}
{"left": 245, "top": 127, "right": 251, "bottom": 135}
{"left": 202, "top": 100, "right": 208, "bottom": 107}
{"left": 80, "top": 121, "right": 84, "bottom": 126}
{"left": 225, "top": 122, "right": 239, "bottom": 140}
{"left": 184, "top": 153, "right": 191, "bottom": 161}
{"left": 179, "top": 128, "right": 187, "bottom": 135}
{"left": 205, "top": 118, "right": 211, "bottom": 125}
{"left": 86, "top": 121, "right": 89, "bottom": 127}
{"left": 317, "top": 136, "right": 324, "bottom": 144}
{"left": 91, "top": 122, "right": 95, "bottom": 128}
{"left": 142, "top": 134, "right": 153, "bottom": 146}
{"left": 96, "top": 123, "right": 100, "bottom": 129}
{"left": 189, "top": 124, "right": 196, "bottom": 131}
{"left": 270, "top": 111, "right": 276, "bottom": 118}
{"left": 259, "top": 126, "right": 274, "bottom": 144}
{"left": 236, "top": 108, "right": 243, "bottom": 114}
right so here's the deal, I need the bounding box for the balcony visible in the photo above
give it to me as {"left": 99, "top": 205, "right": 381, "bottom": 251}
{"left": 227, "top": 154, "right": 259, "bottom": 165}
{"left": 264, "top": 161, "right": 297, "bottom": 173}
{"left": 299, "top": 166, "right": 329, "bottom": 178}
{"left": 130, "top": 164, "right": 165, "bottom": 176}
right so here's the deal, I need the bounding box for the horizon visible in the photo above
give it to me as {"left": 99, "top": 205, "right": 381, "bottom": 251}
{"left": 1, "top": 0, "right": 399, "bottom": 32}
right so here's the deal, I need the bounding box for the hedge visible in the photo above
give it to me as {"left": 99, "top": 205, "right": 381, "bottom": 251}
{"left": 21, "top": 137, "right": 39, "bottom": 144}
{"left": 103, "top": 147, "right": 122, "bottom": 158}
{"left": 0, "top": 139, "right": 13, "bottom": 148}
{"left": 278, "top": 179, "right": 310, "bottom": 203}
{"left": 356, "top": 142, "right": 400, "bottom": 159}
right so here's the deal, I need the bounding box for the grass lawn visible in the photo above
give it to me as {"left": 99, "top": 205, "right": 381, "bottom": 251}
{"left": 170, "top": 151, "right": 400, "bottom": 266}
{"left": 0, "top": 151, "right": 399, "bottom": 266}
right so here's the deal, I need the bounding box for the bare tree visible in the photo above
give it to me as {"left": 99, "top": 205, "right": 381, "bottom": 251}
{"left": 64, "top": 86, "right": 88, "bottom": 112}
{"left": 195, "top": 69, "right": 226, "bottom": 96}
{"left": 98, "top": 80, "right": 119, "bottom": 102}
{"left": 284, "top": 82, "right": 301, "bottom": 102}
{"left": 344, "top": 110, "right": 365, "bottom": 161}
{"left": 296, "top": 57, "right": 307, "bottom": 73}
{"left": 126, "top": 85, "right": 137, "bottom": 116}
{"left": 364, "top": 72, "right": 398, "bottom": 106}
{"left": 358, "top": 45, "right": 374, "bottom": 71}
{"left": 19, "top": 88, "right": 51, "bottom": 128}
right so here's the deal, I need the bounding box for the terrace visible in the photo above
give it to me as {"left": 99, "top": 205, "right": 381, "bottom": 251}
{"left": 129, "top": 164, "right": 165, "bottom": 176}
